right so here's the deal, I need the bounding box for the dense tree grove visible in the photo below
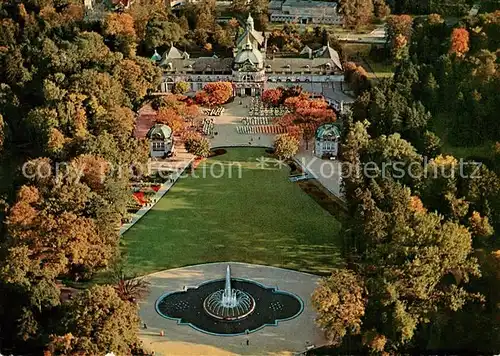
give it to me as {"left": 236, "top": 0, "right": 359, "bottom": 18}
{"left": 314, "top": 9, "right": 500, "bottom": 354}
{"left": 410, "top": 12, "right": 500, "bottom": 146}
{"left": 312, "top": 269, "right": 367, "bottom": 345}
{"left": 46, "top": 285, "right": 141, "bottom": 355}
{"left": 0, "top": 0, "right": 162, "bottom": 353}
{"left": 177, "top": 0, "right": 242, "bottom": 54}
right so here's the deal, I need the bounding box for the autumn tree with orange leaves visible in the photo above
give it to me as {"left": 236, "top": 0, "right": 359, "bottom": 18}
{"left": 449, "top": 28, "right": 470, "bottom": 57}
{"left": 195, "top": 82, "right": 233, "bottom": 106}
{"left": 386, "top": 15, "right": 413, "bottom": 62}
{"left": 154, "top": 94, "right": 200, "bottom": 134}
{"left": 194, "top": 90, "right": 210, "bottom": 106}
{"left": 103, "top": 13, "right": 137, "bottom": 57}
{"left": 0, "top": 2, "right": 162, "bottom": 353}
{"left": 46, "top": 285, "right": 141, "bottom": 355}
{"left": 156, "top": 107, "right": 186, "bottom": 133}
{"left": 312, "top": 269, "right": 367, "bottom": 345}
{"left": 262, "top": 88, "right": 284, "bottom": 107}
{"left": 5, "top": 183, "right": 115, "bottom": 283}
{"left": 276, "top": 95, "right": 336, "bottom": 150}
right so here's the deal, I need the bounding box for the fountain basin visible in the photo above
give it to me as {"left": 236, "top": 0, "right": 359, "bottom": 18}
{"left": 156, "top": 278, "right": 303, "bottom": 336}
{"left": 203, "top": 288, "right": 255, "bottom": 321}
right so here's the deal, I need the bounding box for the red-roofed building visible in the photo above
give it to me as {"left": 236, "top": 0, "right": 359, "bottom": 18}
{"left": 134, "top": 103, "right": 157, "bottom": 139}
{"left": 134, "top": 103, "right": 175, "bottom": 158}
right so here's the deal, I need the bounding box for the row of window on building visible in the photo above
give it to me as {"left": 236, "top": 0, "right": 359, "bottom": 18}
{"left": 270, "top": 14, "right": 342, "bottom": 24}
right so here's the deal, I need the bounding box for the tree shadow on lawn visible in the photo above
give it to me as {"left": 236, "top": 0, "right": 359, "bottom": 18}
{"left": 122, "top": 148, "right": 343, "bottom": 276}
{"left": 123, "top": 195, "right": 342, "bottom": 276}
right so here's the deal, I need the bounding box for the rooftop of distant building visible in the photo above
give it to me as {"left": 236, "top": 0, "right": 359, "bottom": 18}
{"left": 270, "top": 0, "right": 339, "bottom": 8}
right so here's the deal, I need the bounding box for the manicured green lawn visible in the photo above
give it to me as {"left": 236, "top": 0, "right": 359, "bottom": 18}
{"left": 365, "top": 60, "right": 395, "bottom": 79}
{"left": 122, "top": 148, "right": 342, "bottom": 276}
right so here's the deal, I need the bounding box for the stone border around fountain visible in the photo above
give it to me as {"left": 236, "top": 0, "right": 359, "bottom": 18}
{"left": 154, "top": 277, "right": 305, "bottom": 337}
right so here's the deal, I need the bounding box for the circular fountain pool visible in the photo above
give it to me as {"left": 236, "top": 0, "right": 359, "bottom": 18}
{"left": 155, "top": 265, "right": 303, "bottom": 336}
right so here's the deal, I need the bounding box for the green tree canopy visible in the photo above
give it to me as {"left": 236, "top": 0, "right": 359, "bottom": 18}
{"left": 48, "top": 285, "right": 140, "bottom": 355}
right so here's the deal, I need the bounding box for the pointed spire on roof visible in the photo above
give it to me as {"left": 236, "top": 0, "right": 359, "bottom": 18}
{"left": 151, "top": 49, "right": 162, "bottom": 62}
{"left": 166, "top": 43, "right": 183, "bottom": 59}
{"left": 246, "top": 13, "right": 254, "bottom": 31}
{"left": 315, "top": 41, "right": 343, "bottom": 71}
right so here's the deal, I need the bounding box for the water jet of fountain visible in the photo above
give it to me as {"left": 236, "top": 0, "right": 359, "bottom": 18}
{"left": 203, "top": 265, "right": 255, "bottom": 320}
{"left": 221, "top": 265, "right": 237, "bottom": 307}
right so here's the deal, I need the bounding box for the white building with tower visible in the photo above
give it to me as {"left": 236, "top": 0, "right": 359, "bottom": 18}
{"left": 155, "top": 14, "right": 352, "bottom": 109}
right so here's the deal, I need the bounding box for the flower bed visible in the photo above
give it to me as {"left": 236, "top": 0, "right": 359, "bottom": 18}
{"left": 131, "top": 185, "right": 161, "bottom": 193}
{"left": 133, "top": 191, "right": 148, "bottom": 206}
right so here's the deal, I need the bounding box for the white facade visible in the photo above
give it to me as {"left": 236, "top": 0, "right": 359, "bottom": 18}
{"left": 314, "top": 124, "right": 341, "bottom": 158}
{"left": 156, "top": 14, "right": 351, "bottom": 107}
{"left": 269, "top": 0, "right": 342, "bottom": 25}
{"left": 146, "top": 124, "right": 175, "bottom": 158}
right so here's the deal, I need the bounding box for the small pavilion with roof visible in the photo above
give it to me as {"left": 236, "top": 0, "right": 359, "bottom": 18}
{"left": 146, "top": 124, "right": 175, "bottom": 158}
{"left": 314, "top": 123, "right": 341, "bottom": 159}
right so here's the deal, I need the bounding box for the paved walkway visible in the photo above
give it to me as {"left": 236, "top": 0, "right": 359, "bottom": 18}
{"left": 120, "top": 141, "right": 194, "bottom": 235}
{"left": 209, "top": 98, "right": 343, "bottom": 198}
{"left": 210, "top": 97, "right": 275, "bottom": 148}
{"left": 139, "top": 262, "right": 326, "bottom": 356}
{"left": 295, "top": 150, "right": 343, "bottom": 199}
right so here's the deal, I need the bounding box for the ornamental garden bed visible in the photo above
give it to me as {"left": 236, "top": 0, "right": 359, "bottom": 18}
{"left": 122, "top": 184, "right": 163, "bottom": 224}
